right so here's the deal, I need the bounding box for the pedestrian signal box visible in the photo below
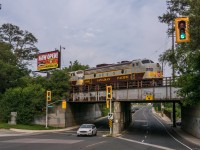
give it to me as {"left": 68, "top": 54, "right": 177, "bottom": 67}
{"left": 175, "top": 17, "right": 190, "bottom": 43}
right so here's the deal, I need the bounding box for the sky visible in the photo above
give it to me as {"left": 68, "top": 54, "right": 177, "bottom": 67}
{"left": 0, "top": 0, "right": 172, "bottom": 76}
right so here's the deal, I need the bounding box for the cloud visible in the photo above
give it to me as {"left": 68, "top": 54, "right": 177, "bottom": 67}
{"left": 0, "top": 0, "right": 172, "bottom": 76}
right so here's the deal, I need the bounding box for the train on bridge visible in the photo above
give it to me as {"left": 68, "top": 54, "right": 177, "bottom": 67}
{"left": 69, "top": 59, "right": 163, "bottom": 89}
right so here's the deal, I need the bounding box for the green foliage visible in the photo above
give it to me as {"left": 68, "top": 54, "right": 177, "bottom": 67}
{"left": 0, "top": 42, "right": 17, "bottom": 65}
{"left": 46, "top": 69, "right": 70, "bottom": 101}
{"left": 158, "top": 0, "right": 200, "bottom": 105}
{"left": 0, "top": 84, "right": 45, "bottom": 124}
{"left": 0, "top": 23, "right": 39, "bottom": 65}
{"left": 0, "top": 122, "right": 62, "bottom": 130}
{"left": 66, "top": 60, "right": 89, "bottom": 71}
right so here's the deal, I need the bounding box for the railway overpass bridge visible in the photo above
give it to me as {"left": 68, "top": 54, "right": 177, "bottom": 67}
{"left": 65, "top": 77, "right": 182, "bottom": 135}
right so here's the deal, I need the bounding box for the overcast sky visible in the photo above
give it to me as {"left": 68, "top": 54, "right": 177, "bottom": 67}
{"left": 0, "top": 0, "right": 172, "bottom": 76}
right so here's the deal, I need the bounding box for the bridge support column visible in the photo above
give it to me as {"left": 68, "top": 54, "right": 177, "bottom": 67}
{"left": 113, "top": 102, "right": 131, "bottom": 136}
{"left": 113, "top": 102, "right": 121, "bottom": 136}
{"left": 173, "top": 102, "right": 176, "bottom": 127}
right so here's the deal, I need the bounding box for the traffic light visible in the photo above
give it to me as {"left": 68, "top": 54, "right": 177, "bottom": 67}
{"left": 46, "top": 90, "right": 51, "bottom": 101}
{"left": 106, "top": 86, "right": 112, "bottom": 100}
{"left": 175, "top": 17, "right": 190, "bottom": 43}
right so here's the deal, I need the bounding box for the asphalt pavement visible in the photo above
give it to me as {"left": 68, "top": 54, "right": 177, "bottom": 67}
{"left": 1, "top": 111, "right": 200, "bottom": 147}
{"left": 152, "top": 108, "right": 200, "bottom": 147}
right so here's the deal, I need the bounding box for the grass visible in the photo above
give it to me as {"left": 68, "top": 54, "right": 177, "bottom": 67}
{"left": 0, "top": 122, "right": 63, "bottom": 130}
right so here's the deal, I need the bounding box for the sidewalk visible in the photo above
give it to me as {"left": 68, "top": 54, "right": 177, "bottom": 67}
{"left": 9, "top": 126, "right": 79, "bottom": 133}
{"left": 152, "top": 108, "right": 200, "bottom": 147}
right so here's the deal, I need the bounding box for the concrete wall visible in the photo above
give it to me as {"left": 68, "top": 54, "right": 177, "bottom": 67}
{"left": 113, "top": 102, "right": 131, "bottom": 136}
{"left": 34, "top": 103, "right": 102, "bottom": 127}
{"left": 182, "top": 105, "right": 200, "bottom": 138}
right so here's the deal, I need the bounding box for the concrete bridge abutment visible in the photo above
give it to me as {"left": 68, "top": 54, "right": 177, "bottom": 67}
{"left": 113, "top": 101, "right": 131, "bottom": 136}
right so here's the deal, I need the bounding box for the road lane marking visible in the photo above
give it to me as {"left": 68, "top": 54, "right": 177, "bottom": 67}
{"left": 86, "top": 141, "right": 106, "bottom": 147}
{"left": 1, "top": 138, "right": 83, "bottom": 144}
{"left": 117, "top": 137, "right": 175, "bottom": 150}
{"left": 153, "top": 115, "right": 193, "bottom": 150}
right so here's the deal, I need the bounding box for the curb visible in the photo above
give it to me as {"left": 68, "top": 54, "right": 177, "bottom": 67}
{"left": 9, "top": 126, "right": 79, "bottom": 133}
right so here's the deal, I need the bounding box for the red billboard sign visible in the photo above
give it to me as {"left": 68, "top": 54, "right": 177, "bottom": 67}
{"left": 37, "top": 50, "right": 60, "bottom": 71}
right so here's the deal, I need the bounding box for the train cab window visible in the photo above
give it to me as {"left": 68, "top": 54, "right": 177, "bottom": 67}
{"left": 132, "top": 63, "right": 135, "bottom": 67}
{"left": 71, "top": 73, "right": 75, "bottom": 76}
{"left": 121, "top": 69, "right": 124, "bottom": 74}
{"left": 94, "top": 74, "right": 96, "bottom": 78}
{"left": 142, "top": 59, "right": 154, "bottom": 64}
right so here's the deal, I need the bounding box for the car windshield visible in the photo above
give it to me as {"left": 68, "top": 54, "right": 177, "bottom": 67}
{"left": 80, "top": 124, "right": 92, "bottom": 128}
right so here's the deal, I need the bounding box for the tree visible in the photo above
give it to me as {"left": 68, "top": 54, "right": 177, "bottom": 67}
{"left": 67, "top": 60, "right": 89, "bottom": 72}
{"left": 158, "top": 0, "right": 200, "bottom": 105}
{"left": 0, "top": 23, "right": 39, "bottom": 65}
{"left": 0, "top": 42, "right": 29, "bottom": 93}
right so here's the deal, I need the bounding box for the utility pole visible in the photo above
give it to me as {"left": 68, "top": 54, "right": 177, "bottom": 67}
{"left": 59, "top": 45, "right": 65, "bottom": 69}
{"left": 172, "top": 21, "right": 175, "bottom": 80}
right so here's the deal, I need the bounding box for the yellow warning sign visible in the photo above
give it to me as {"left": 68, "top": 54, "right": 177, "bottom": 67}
{"left": 146, "top": 94, "right": 153, "bottom": 100}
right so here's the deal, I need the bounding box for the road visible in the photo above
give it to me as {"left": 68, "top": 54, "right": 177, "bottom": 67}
{"left": 0, "top": 107, "right": 199, "bottom": 150}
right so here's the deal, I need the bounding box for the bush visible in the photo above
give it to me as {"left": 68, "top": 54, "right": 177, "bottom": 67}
{"left": 0, "top": 84, "right": 45, "bottom": 124}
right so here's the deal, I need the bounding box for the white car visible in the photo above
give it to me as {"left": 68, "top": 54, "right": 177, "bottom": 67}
{"left": 77, "top": 124, "right": 97, "bottom": 136}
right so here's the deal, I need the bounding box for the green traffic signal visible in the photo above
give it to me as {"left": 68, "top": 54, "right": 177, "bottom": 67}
{"left": 180, "top": 30, "right": 186, "bottom": 39}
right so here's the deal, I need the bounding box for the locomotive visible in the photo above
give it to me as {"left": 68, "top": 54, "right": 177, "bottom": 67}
{"left": 69, "top": 59, "right": 163, "bottom": 87}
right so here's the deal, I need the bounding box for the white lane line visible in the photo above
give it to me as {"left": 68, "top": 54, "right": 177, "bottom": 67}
{"left": 142, "top": 140, "right": 144, "bottom": 143}
{"left": 86, "top": 141, "right": 106, "bottom": 148}
{"left": 142, "top": 108, "right": 147, "bottom": 120}
{"left": 117, "top": 137, "right": 175, "bottom": 150}
{"left": 2, "top": 138, "right": 83, "bottom": 144}
{"left": 153, "top": 115, "right": 193, "bottom": 150}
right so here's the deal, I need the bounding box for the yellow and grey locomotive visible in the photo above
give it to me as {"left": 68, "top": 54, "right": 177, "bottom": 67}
{"left": 70, "top": 59, "right": 163, "bottom": 87}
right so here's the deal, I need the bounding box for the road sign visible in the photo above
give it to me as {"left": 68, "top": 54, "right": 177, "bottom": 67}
{"left": 146, "top": 94, "right": 153, "bottom": 100}
{"left": 109, "top": 119, "right": 113, "bottom": 128}
{"left": 108, "top": 113, "right": 113, "bottom": 120}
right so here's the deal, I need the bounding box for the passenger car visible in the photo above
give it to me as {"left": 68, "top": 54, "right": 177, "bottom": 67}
{"left": 77, "top": 124, "right": 97, "bottom": 136}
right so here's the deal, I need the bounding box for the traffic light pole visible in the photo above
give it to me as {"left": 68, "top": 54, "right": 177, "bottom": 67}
{"left": 45, "top": 100, "right": 48, "bottom": 128}
{"left": 110, "top": 99, "right": 112, "bottom": 135}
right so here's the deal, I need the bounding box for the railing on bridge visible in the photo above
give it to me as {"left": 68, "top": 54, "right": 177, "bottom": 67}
{"left": 70, "top": 77, "right": 181, "bottom": 102}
